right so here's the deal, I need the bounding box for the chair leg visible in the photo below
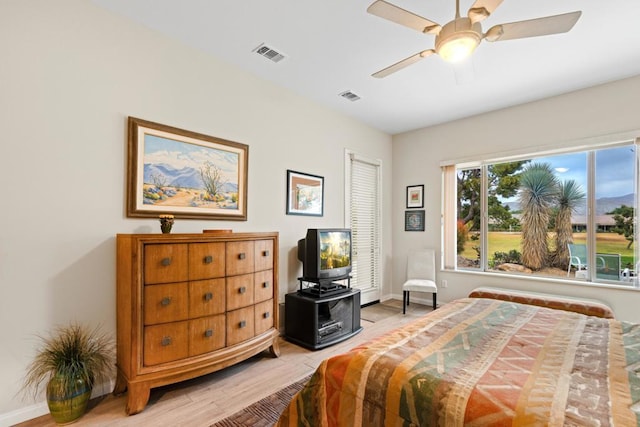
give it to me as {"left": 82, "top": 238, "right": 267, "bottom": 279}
{"left": 433, "top": 293, "right": 437, "bottom": 310}
{"left": 403, "top": 291, "right": 410, "bottom": 314}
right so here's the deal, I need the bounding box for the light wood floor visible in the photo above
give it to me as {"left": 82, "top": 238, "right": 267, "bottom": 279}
{"left": 17, "top": 299, "right": 432, "bottom": 426}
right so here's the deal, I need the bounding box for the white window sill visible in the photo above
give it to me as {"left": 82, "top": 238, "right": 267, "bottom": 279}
{"left": 441, "top": 267, "right": 640, "bottom": 292}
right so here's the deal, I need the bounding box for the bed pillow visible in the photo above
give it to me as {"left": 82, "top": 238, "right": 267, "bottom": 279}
{"left": 468, "top": 286, "right": 615, "bottom": 319}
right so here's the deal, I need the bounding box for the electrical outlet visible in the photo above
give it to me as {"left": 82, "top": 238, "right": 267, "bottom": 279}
{"left": 441, "top": 279, "right": 448, "bottom": 288}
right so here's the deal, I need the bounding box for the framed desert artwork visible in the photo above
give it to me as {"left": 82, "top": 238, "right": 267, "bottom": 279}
{"left": 127, "top": 117, "right": 248, "bottom": 220}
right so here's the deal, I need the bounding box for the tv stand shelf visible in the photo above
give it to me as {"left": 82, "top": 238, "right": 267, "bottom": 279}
{"left": 297, "top": 275, "right": 351, "bottom": 298}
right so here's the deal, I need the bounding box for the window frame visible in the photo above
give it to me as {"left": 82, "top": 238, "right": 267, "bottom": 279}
{"left": 441, "top": 135, "right": 640, "bottom": 288}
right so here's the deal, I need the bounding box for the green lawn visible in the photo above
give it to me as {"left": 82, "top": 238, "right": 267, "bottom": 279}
{"left": 462, "top": 232, "right": 635, "bottom": 268}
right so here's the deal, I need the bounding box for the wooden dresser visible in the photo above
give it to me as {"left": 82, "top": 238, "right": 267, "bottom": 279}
{"left": 113, "top": 231, "right": 279, "bottom": 415}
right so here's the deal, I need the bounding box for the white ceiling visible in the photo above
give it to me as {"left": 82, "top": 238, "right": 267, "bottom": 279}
{"left": 91, "top": 0, "right": 640, "bottom": 135}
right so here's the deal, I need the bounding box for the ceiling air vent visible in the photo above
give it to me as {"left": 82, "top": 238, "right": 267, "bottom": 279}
{"left": 339, "top": 90, "right": 361, "bottom": 102}
{"left": 253, "top": 43, "right": 286, "bottom": 63}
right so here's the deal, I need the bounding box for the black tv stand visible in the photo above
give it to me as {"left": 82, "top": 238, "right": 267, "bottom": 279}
{"left": 297, "top": 275, "right": 351, "bottom": 298}
{"left": 285, "top": 288, "right": 362, "bottom": 350}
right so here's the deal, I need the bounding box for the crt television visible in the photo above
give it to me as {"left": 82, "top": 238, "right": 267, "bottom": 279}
{"left": 297, "top": 228, "right": 352, "bottom": 281}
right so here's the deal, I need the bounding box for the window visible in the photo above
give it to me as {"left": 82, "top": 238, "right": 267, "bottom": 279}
{"left": 443, "top": 139, "right": 638, "bottom": 286}
{"left": 345, "top": 150, "right": 382, "bottom": 305}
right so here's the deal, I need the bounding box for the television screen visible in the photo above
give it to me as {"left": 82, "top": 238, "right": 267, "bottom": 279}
{"left": 298, "top": 228, "right": 352, "bottom": 281}
{"left": 319, "top": 230, "right": 351, "bottom": 271}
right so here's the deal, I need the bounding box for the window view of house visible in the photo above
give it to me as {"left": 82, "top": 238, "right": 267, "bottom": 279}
{"left": 454, "top": 142, "right": 637, "bottom": 285}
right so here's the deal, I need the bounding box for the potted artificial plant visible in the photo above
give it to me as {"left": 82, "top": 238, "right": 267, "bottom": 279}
{"left": 23, "top": 323, "right": 115, "bottom": 425}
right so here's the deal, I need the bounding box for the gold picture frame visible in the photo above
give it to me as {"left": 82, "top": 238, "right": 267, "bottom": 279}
{"left": 127, "top": 117, "right": 248, "bottom": 220}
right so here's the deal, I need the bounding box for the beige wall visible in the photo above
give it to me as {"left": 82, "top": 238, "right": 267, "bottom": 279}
{"left": 0, "top": 1, "right": 392, "bottom": 422}
{"left": 392, "top": 75, "right": 640, "bottom": 322}
{"left": 3, "top": 0, "right": 640, "bottom": 423}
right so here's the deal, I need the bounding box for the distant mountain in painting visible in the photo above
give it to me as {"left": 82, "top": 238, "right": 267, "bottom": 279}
{"left": 144, "top": 163, "right": 238, "bottom": 193}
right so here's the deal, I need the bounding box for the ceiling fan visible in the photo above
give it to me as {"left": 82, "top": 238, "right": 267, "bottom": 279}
{"left": 367, "top": 0, "right": 581, "bottom": 78}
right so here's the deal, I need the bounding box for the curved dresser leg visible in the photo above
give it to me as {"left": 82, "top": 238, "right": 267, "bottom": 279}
{"left": 269, "top": 339, "right": 281, "bottom": 358}
{"left": 125, "top": 382, "right": 150, "bottom": 415}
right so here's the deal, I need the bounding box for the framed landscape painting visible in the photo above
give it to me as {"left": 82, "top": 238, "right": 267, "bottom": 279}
{"left": 127, "top": 117, "right": 248, "bottom": 220}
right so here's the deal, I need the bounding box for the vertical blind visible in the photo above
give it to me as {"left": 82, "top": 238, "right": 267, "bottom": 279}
{"left": 441, "top": 164, "right": 457, "bottom": 270}
{"left": 348, "top": 153, "right": 381, "bottom": 292}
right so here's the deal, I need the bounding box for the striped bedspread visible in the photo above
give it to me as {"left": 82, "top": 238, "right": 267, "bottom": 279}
{"left": 277, "top": 297, "right": 640, "bottom": 426}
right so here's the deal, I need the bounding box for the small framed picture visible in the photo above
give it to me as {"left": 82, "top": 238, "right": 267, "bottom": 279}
{"left": 286, "top": 170, "right": 324, "bottom": 216}
{"left": 406, "top": 184, "right": 424, "bottom": 209}
{"left": 405, "top": 210, "right": 425, "bottom": 232}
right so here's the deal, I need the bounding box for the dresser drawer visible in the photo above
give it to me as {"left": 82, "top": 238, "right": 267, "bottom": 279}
{"left": 189, "top": 314, "right": 226, "bottom": 356}
{"left": 227, "top": 306, "right": 255, "bottom": 346}
{"left": 254, "top": 270, "right": 273, "bottom": 303}
{"left": 189, "top": 279, "right": 225, "bottom": 318}
{"left": 144, "top": 283, "right": 188, "bottom": 325}
{"left": 226, "top": 241, "right": 255, "bottom": 276}
{"left": 254, "top": 239, "right": 274, "bottom": 272}
{"left": 144, "top": 244, "right": 188, "bottom": 284}
{"left": 189, "top": 242, "right": 225, "bottom": 280}
{"left": 254, "top": 299, "right": 274, "bottom": 335}
{"left": 226, "top": 273, "right": 254, "bottom": 311}
{"left": 143, "top": 321, "right": 189, "bottom": 366}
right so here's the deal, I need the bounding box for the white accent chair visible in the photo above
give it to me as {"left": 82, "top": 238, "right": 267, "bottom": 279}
{"left": 402, "top": 249, "right": 438, "bottom": 314}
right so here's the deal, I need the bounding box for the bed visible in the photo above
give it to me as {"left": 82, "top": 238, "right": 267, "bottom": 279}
{"left": 277, "top": 291, "right": 640, "bottom": 426}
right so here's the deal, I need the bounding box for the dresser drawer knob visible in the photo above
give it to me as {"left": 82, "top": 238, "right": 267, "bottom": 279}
{"left": 161, "top": 257, "right": 172, "bottom": 266}
{"left": 204, "top": 329, "right": 213, "bottom": 337}
{"left": 161, "top": 336, "right": 172, "bottom": 346}
{"left": 239, "top": 320, "right": 246, "bottom": 328}
{"left": 238, "top": 286, "right": 246, "bottom": 294}
{"left": 204, "top": 292, "right": 213, "bottom": 301}
{"left": 263, "top": 250, "right": 269, "bottom": 257}
{"left": 238, "top": 253, "right": 246, "bottom": 260}
{"left": 262, "top": 281, "right": 270, "bottom": 288}
{"left": 204, "top": 255, "right": 213, "bottom": 264}
{"left": 263, "top": 312, "right": 270, "bottom": 319}
{"left": 161, "top": 297, "right": 172, "bottom": 306}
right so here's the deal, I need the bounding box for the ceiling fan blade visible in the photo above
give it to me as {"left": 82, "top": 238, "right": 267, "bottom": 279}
{"left": 372, "top": 50, "right": 435, "bottom": 78}
{"left": 484, "top": 11, "right": 582, "bottom": 42}
{"left": 367, "top": 0, "right": 441, "bottom": 35}
{"left": 468, "top": 0, "right": 504, "bottom": 23}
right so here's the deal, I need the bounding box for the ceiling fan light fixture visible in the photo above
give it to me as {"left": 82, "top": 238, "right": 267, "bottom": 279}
{"left": 438, "top": 35, "right": 479, "bottom": 62}
{"left": 435, "top": 18, "right": 482, "bottom": 63}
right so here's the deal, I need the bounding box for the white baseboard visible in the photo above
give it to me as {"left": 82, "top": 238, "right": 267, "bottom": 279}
{"left": 379, "top": 293, "right": 394, "bottom": 303}
{"left": 0, "top": 401, "right": 48, "bottom": 427}
{"left": 0, "top": 379, "right": 114, "bottom": 426}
